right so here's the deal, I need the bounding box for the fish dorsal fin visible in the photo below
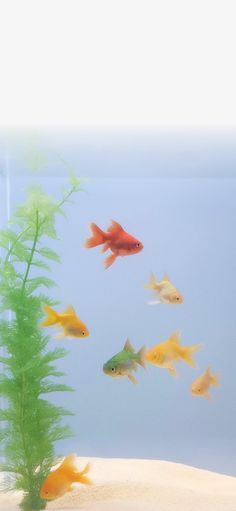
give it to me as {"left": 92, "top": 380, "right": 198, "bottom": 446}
{"left": 63, "top": 305, "right": 76, "bottom": 316}
{"left": 124, "top": 338, "right": 134, "bottom": 352}
{"left": 149, "top": 272, "right": 156, "bottom": 284}
{"left": 163, "top": 273, "right": 170, "bottom": 282}
{"left": 168, "top": 331, "right": 181, "bottom": 344}
{"left": 60, "top": 454, "right": 77, "bottom": 474}
{"left": 107, "top": 220, "right": 124, "bottom": 234}
{"left": 144, "top": 272, "right": 159, "bottom": 290}
{"left": 148, "top": 272, "right": 157, "bottom": 286}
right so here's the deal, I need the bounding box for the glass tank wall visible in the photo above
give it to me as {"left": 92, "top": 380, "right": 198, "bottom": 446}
{"left": 0, "top": 129, "right": 235, "bottom": 478}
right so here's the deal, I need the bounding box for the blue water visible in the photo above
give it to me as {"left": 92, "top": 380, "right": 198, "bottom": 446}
{"left": 1, "top": 130, "right": 236, "bottom": 476}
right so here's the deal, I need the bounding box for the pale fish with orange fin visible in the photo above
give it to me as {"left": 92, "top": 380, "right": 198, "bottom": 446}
{"left": 85, "top": 220, "right": 143, "bottom": 269}
{"left": 40, "top": 454, "right": 91, "bottom": 501}
{"left": 41, "top": 304, "right": 89, "bottom": 339}
{"left": 190, "top": 367, "right": 219, "bottom": 400}
{"left": 145, "top": 332, "right": 202, "bottom": 376}
{"left": 144, "top": 272, "right": 183, "bottom": 304}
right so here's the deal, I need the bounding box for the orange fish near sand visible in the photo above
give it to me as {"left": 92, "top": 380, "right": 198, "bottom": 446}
{"left": 41, "top": 304, "right": 89, "bottom": 339}
{"left": 85, "top": 220, "right": 144, "bottom": 269}
{"left": 40, "top": 454, "right": 91, "bottom": 501}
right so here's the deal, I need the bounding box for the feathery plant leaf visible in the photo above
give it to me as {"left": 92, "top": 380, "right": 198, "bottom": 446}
{"left": 0, "top": 176, "right": 81, "bottom": 510}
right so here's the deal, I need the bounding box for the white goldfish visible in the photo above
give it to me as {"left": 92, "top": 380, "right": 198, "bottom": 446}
{"left": 144, "top": 272, "right": 183, "bottom": 305}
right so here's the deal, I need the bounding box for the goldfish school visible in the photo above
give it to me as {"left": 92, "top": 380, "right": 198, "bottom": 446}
{"left": 40, "top": 218, "right": 219, "bottom": 501}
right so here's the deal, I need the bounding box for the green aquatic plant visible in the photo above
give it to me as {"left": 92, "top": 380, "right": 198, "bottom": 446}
{"left": 0, "top": 176, "right": 81, "bottom": 510}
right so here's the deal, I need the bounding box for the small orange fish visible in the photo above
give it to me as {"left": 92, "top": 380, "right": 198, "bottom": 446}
{"left": 85, "top": 220, "right": 143, "bottom": 269}
{"left": 190, "top": 367, "right": 219, "bottom": 400}
{"left": 40, "top": 454, "right": 91, "bottom": 501}
{"left": 41, "top": 304, "right": 89, "bottom": 339}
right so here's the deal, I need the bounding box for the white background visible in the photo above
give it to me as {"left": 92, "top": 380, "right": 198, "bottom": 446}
{"left": 0, "top": 0, "right": 236, "bottom": 127}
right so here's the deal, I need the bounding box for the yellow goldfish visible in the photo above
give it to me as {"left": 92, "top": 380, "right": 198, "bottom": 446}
{"left": 41, "top": 304, "right": 89, "bottom": 339}
{"left": 190, "top": 367, "right": 219, "bottom": 400}
{"left": 144, "top": 272, "right": 183, "bottom": 304}
{"left": 145, "top": 332, "right": 202, "bottom": 376}
{"left": 40, "top": 454, "right": 91, "bottom": 501}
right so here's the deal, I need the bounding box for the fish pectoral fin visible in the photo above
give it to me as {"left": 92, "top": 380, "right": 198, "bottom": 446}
{"left": 204, "top": 391, "right": 212, "bottom": 401}
{"left": 148, "top": 300, "right": 161, "bottom": 305}
{"left": 104, "top": 253, "right": 117, "bottom": 269}
{"left": 53, "top": 330, "right": 65, "bottom": 340}
{"left": 128, "top": 373, "right": 138, "bottom": 385}
{"left": 168, "top": 366, "right": 177, "bottom": 377}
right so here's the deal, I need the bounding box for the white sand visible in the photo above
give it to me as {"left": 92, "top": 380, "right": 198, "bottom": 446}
{"left": 0, "top": 457, "right": 236, "bottom": 511}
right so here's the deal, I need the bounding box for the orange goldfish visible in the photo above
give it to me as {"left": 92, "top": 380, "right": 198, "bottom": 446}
{"left": 190, "top": 367, "right": 219, "bottom": 400}
{"left": 41, "top": 304, "right": 89, "bottom": 339}
{"left": 145, "top": 332, "right": 202, "bottom": 376}
{"left": 85, "top": 220, "right": 143, "bottom": 269}
{"left": 40, "top": 454, "right": 91, "bottom": 501}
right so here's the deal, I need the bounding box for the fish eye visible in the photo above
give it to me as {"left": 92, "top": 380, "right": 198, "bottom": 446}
{"left": 82, "top": 331, "right": 85, "bottom": 335}
{"left": 111, "top": 367, "right": 115, "bottom": 371}
{"left": 176, "top": 297, "right": 179, "bottom": 301}
{"left": 136, "top": 242, "right": 140, "bottom": 247}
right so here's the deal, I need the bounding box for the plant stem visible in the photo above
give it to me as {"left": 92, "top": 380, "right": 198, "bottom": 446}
{"left": 57, "top": 185, "right": 78, "bottom": 209}
{"left": 17, "top": 210, "right": 43, "bottom": 509}
{"left": 22, "top": 211, "right": 39, "bottom": 291}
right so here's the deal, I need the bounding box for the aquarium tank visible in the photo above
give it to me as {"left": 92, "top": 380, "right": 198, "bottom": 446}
{"left": 0, "top": 128, "right": 235, "bottom": 510}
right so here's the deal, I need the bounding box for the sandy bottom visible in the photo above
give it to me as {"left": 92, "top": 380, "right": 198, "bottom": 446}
{"left": 0, "top": 457, "right": 236, "bottom": 511}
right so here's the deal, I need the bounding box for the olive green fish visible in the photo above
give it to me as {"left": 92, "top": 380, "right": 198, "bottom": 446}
{"left": 103, "top": 339, "right": 146, "bottom": 384}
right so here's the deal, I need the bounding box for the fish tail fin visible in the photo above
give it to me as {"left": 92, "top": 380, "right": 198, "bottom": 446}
{"left": 136, "top": 345, "right": 146, "bottom": 369}
{"left": 144, "top": 272, "right": 157, "bottom": 290}
{"left": 180, "top": 343, "right": 203, "bottom": 367}
{"left": 104, "top": 253, "right": 117, "bottom": 269}
{"left": 41, "top": 304, "right": 59, "bottom": 326}
{"left": 61, "top": 455, "right": 92, "bottom": 485}
{"left": 74, "top": 463, "right": 92, "bottom": 485}
{"left": 208, "top": 367, "right": 220, "bottom": 386}
{"left": 85, "top": 223, "right": 107, "bottom": 248}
